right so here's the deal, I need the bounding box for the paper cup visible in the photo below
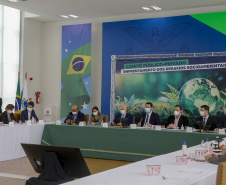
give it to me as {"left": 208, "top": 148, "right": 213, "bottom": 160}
{"left": 146, "top": 165, "right": 161, "bottom": 176}
{"left": 176, "top": 156, "right": 182, "bottom": 165}
{"left": 182, "top": 156, "right": 188, "bottom": 165}
{"left": 195, "top": 150, "right": 206, "bottom": 161}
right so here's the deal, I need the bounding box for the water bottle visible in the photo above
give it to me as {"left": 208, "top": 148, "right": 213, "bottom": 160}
{"left": 205, "top": 138, "right": 210, "bottom": 154}
{"left": 182, "top": 141, "right": 187, "bottom": 156}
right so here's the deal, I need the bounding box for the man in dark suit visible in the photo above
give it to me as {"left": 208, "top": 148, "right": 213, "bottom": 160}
{"left": 21, "top": 101, "right": 39, "bottom": 123}
{"left": 111, "top": 104, "right": 133, "bottom": 126}
{"left": 64, "top": 105, "right": 84, "bottom": 124}
{"left": 221, "top": 114, "right": 226, "bottom": 128}
{"left": 194, "top": 105, "right": 217, "bottom": 131}
{"left": 0, "top": 98, "right": 2, "bottom": 113}
{"left": 166, "top": 105, "right": 188, "bottom": 129}
{"left": 138, "top": 102, "right": 160, "bottom": 127}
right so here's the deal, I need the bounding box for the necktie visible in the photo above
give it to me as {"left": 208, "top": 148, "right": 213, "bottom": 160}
{"left": 203, "top": 118, "right": 206, "bottom": 127}
{"left": 121, "top": 114, "right": 125, "bottom": 118}
{"left": 145, "top": 114, "right": 149, "bottom": 126}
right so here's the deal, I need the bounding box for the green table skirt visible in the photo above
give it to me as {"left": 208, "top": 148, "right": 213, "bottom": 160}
{"left": 41, "top": 124, "right": 225, "bottom": 162}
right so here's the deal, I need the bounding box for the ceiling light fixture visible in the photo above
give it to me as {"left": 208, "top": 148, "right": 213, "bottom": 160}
{"left": 150, "top": 6, "right": 162, "bottom": 10}
{"left": 68, "top": 15, "right": 79, "bottom": 18}
{"left": 60, "top": 15, "right": 69, "bottom": 18}
{"left": 60, "top": 14, "right": 79, "bottom": 19}
{"left": 8, "top": 0, "right": 20, "bottom": 2}
{"left": 142, "top": 7, "right": 151, "bottom": 11}
{"left": 8, "top": 0, "right": 27, "bottom": 2}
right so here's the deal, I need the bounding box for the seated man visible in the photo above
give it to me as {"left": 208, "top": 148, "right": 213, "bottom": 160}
{"left": 21, "top": 101, "right": 39, "bottom": 123}
{"left": 111, "top": 104, "right": 133, "bottom": 126}
{"left": 205, "top": 148, "right": 226, "bottom": 164}
{"left": 194, "top": 105, "right": 217, "bottom": 131}
{"left": 64, "top": 105, "right": 84, "bottom": 124}
{"left": 138, "top": 102, "right": 160, "bottom": 127}
{"left": 166, "top": 105, "right": 188, "bottom": 129}
{"left": 220, "top": 113, "right": 226, "bottom": 129}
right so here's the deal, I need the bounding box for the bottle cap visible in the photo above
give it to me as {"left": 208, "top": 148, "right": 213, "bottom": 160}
{"left": 183, "top": 141, "right": 186, "bottom": 145}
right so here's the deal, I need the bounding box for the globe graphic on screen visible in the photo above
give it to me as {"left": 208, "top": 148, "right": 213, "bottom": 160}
{"left": 179, "top": 78, "right": 220, "bottom": 117}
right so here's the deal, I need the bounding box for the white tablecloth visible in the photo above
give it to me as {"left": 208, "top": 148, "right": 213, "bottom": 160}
{"left": 62, "top": 140, "right": 225, "bottom": 185}
{"left": 0, "top": 123, "right": 45, "bottom": 161}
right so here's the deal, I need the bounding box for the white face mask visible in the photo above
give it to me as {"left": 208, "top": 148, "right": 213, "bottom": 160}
{"left": 93, "top": 112, "right": 98, "bottom": 116}
{"left": 7, "top": 110, "right": 12, "bottom": 114}
{"left": 72, "top": 111, "right": 77, "bottom": 115}
{"left": 200, "top": 111, "right": 205, "bottom": 117}
{"left": 27, "top": 107, "right": 32, "bottom": 112}
{"left": 120, "top": 110, "right": 126, "bottom": 115}
{"left": 174, "top": 111, "right": 180, "bottom": 116}
{"left": 145, "top": 108, "right": 150, "bottom": 113}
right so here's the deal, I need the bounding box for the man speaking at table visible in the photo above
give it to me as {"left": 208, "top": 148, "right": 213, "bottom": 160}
{"left": 166, "top": 105, "right": 189, "bottom": 129}
{"left": 194, "top": 105, "right": 217, "bottom": 131}
{"left": 21, "top": 101, "right": 39, "bottom": 123}
{"left": 138, "top": 102, "right": 160, "bottom": 127}
{"left": 64, "top": 105, "right": 84, "bottom": 125}
{"left": 112, "top": 104, "right": 133, "bottom": 126}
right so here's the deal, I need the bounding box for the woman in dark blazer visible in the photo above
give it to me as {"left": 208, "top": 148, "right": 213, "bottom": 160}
{"left": 1, "top": 104, "right": 17, "bottom": 124}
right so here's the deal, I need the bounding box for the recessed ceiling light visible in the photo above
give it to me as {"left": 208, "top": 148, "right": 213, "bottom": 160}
{"left": 150, "top": 6, "right": 162, "bottom": 10}
{"left": 142, "top": 7, "right": 151, "bottom": 11}
{"left": 60, "top": 15, "right": 69, "bottom": 18}
{"left": 8, "top": 0, "right": 20, "bottom": 2}
{"left": 8, "top": 0, "right": 27, "bottom": 2}
{"left": 60, "top": 14, "right": 79, "bottom": 19}
{"left": 68, "top": 15, "right": 79, "bottom": 18}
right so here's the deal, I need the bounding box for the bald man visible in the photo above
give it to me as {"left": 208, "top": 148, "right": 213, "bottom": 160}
{"left": 64, "top": 105, "right": 84, "bottom": 124}
{"left": 111, "top": 104, "right": 133, "bottom": 126}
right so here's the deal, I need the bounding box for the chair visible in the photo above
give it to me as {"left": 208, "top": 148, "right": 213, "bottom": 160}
{"left": 14, "top": 113, "right": 20, "bottom": 122}
{"left": 216, "top": 161, "right": 226, "bottom": 185}
{"left": 84, "top": 114, "right": 89, "bottom": 123}
{"left": 103, "top": 115, "right": 108, "bottom": 122}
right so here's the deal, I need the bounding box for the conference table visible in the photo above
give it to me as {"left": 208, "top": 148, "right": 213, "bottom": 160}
{"left": 62, "top": 141, "right": 224, "bottom": 185}
{"left": 41, "top": 124, "right": 225, "bottom": 161}
{"left": 0, "top": 123, "right": 45, "bottom": 161}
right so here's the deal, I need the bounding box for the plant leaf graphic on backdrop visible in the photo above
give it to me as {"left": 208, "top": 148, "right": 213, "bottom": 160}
{"left": 124, "top": 23, "right": 191, "bottom": 52}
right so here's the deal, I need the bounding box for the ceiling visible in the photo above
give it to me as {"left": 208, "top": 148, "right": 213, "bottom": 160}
{"left": 0, "top": 0, "right": 226, "bottom": 22}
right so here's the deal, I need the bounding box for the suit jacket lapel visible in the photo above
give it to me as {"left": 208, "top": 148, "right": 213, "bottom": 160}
{"left": 178, "top": 115, "right": 183, "bottom": 127}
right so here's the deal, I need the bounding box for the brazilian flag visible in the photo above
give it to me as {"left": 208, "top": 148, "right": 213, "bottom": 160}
{"left": 15, "top": 76, "right": 21, "bottom": 113}
{"left": 61, "top": 43, "right": 91, "bottom": 118}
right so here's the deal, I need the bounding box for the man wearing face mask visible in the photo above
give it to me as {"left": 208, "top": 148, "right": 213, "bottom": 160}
{"left": 64, "top": 105, "right": 84, "bottom": 125}
{"left": 138, "top": 102, "right": 160, "bottom": 127}
{"left": 219, "top": 108, "right": 226, "bottom": 129}
{"left": 166, "top": 105, "right": 188, "bottom": 129}
{"left": 1, "top": 104, "right": 17, "bottom": 124}
{"left": 111, "top": 104, "right": 133, "bottom": 126}
{"left": 21, "top": 101, "right": 39, "bottom": 123}
{"left": 194, "top": 105, "right": 217, "bottom": 131}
